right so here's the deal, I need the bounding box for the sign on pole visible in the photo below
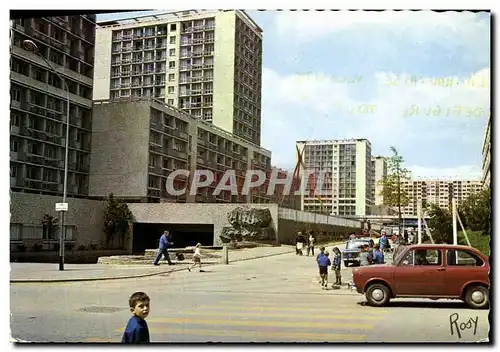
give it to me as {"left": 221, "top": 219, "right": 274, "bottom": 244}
{"left": 55, "top": 203, "right": 68, "bottom": 212}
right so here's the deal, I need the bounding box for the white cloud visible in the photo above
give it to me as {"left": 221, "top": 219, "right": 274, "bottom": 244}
{"left": 261, "top": 67, "right": 490, "bottom": 178}
{"left": 273, "top": 10, "right": 490, "bottom": 43}
{"left": 408, "top": 165, "right": 482, "bottom": 180}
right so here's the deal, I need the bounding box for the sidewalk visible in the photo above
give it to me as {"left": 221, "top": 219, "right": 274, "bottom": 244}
{"left": 10, "top": 244, "right": 298, "bottom": 283}
{"left": 10, "top": 241, "right": 343, "bottom": 283}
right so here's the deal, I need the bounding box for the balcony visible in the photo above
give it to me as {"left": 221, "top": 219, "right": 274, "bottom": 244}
{"left": 192, "top": 51, "right": 203, "bottom": 57}
{"left": 25, "top": 179, "right": 44, "bottom": 190}
{"left": 171, "top": 129, "right": 189, "bottom": 141}
{"left": 191, "top": 77, "right": 202, "bottom": 82}
{"left": 203, "top": 51, "right": 214, "bottom": 56}
{"left": 205, "top": 25, "right": 215, "bottom": 30}
{"left": 180, "top": 40, "right": 192, "bottom": 46}
{"left": 202, "top": 76, "right": 213, "bottom": 82}
{"left": 179, "top": 78, "right": 191, "bottom": 83}
{"left": 147, "top": 189, "right": 161, "bottom": 197}
{"left": 179, "top": 65, "right": 191, "bottom": 71}
{"left": 180, "top": 53, "right": 192, "bottom": 58}
{"left": 204, "top": 63, "right": 214, "bottom": 69}
{"left": 202, "top": 102, "right": 213, "bottom": 107}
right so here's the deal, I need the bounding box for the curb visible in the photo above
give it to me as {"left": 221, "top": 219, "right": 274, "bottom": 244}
{"left": 10, "top": 242, "right": 343, "bottom": 283}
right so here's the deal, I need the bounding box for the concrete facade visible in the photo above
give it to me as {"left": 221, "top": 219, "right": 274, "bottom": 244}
{"left": 10, "top": 192, "right": 105, "bottom": 250}
{"left": 90, "top": 98, "right": 272, "bottom": 203}
{"left": 10, "top": 15, "right": 96, "bottom": 198}
{"left": 127, "top": 203, "right": 363, "bottom": 246}
{"left": 371, "top": 156, "right": 387, "bottom": 206}
{"left": 296, "top": 139, "right": 373, "bottom": 217}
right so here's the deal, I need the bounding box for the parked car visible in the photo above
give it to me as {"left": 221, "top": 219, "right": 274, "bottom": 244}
{"left": 343, "top": 237, "right": 374, "bottom": 267}
{"left": 351, "top": 244, "right": 490, "bottom": 309}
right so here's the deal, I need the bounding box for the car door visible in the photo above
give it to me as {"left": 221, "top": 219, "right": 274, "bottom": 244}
{"left": 444, "top": 249, "right": 488, "bottom": 297}
{"left": 393, "top": 248, "right": 446, "bottom": 296}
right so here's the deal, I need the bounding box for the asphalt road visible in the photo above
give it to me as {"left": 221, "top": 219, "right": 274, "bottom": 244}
{"left": 10, "top": 243, "right": 490, "bottom": 343}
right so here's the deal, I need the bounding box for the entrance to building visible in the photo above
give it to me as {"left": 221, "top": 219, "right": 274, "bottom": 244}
{"left": 132, "top": 223, "right": 214, "bottom": 254}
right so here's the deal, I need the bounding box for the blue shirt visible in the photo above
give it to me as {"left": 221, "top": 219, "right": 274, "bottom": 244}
{"left": 121, "top": 315, "right": 150, "bottom": 343}
{"left": 332, "top": 253, "right": 341, "bottom": 268}
{"left": 380, "top": 236, "right": 387, "bottom": 249}
{"left": 159, "top": 234, "right": 169, "bottom": 249}
{"left": 373, "top": 250, "right": 384, "bottom": 264}
{"left": 317, "top": 255, "right": 331, "bottom": 267}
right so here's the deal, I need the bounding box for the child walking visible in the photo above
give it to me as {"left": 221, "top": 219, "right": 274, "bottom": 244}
{"left": 331, "top": 247, "right": 342, "bottom": 286}
{"left": 188, "top": 243, "right": 202, "bottom": 272}
{"left": 121, "top": 292, "right": 150, "bottom": 344}
{"left": 317, "top": 251, "right": 331, "bottom": 289}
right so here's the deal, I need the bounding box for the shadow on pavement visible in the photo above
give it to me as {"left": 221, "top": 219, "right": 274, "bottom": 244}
{"left": 357, "top": 300, "right": 488, "bottom": 310}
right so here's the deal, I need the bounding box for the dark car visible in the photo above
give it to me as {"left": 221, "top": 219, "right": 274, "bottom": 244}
{"left": 351, "top": 244, "right": 490, "bottom": 309}
{"left": 343, "top": 237, "right": 374, "bottom": 267}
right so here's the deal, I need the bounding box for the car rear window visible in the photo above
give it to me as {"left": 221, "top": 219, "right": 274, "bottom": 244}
{"left": 446, "top": 250, "right": 484, "bottom": 266}
{"left": 346, "top": 241, "right": 369, "bottom": 249}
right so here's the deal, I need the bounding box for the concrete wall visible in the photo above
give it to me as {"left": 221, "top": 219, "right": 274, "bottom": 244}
{"left": 277, "top": 219, "right": 354, "bottom": 245}
{"left": 10, "top": 192, "right": 106, "bottom": 248}
{"left": 212, "top": 11, "right": 236, "bottom": 134}
{"left": 93, "top": 26, "right": 112, "bottom": 100}
{"left": 89, "top": 101, "right": 150, "bottom": 197}
{"left": 127, "top": 203, "right": 279, "bottom": 246}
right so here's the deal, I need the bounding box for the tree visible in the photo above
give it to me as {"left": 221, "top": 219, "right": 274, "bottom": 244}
{"left": 378, "top": 146, "right": 411, "bottom": 237}
{"left": 458, "top": 186, "right": 491, "bottom": 235}
{"left": 42, "top": 214, "right": 59, "bottom": 240}
{"left": 425, "top": 203, "right": 453, "bottom": 244}
{"left": 103, "top": 193, "right": 134, "bottom": 249}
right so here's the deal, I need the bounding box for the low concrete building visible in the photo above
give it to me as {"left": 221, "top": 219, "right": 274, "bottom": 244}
{"left": 90, "top": 98, "right": 272, "bottom": 203}
{"left": 10, "top": 193, "right": 365, "bottom": 255}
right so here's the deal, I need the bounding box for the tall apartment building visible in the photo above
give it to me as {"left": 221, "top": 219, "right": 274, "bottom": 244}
{"left": 371, "top": 156, "right": 387, "bottom": 206}
{"left": 401, "top": 179, "right": 484, "bottom": 216}
{"left": 481, "top": 112, "right": 491, "bottom": 188}
{"left": 90, "top": 98, "right": 271, "bottom": 203}
{"left": 296, "top": 139, "right": 373, "bottom": 216}
{"left": 94, "top": 10, "right": 263, "bottom": 145}
{"left": 9, "top": 15, "right": 96, "bottom": 198}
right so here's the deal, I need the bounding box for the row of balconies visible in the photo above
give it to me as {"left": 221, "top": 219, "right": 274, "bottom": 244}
{"left": 180, "top": 63, "right": 214, "bottom": 71}
{"left": 180, "top": 37, "right": 215, "bottom": 45}
{"left": 12, "top": 152, "right": 90, "bottom": 173}
{"left": 179, "top": 76, "right": 213, "bottom": 84}
{"left": 181, "top": 25, "right": 216, "bottom": 33}
{"left": 180, "top": 51, "right": 214, "bottom": 58}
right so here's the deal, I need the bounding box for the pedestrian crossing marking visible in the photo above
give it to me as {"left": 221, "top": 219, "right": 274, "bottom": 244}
{"left": 137, "top": 317, "right": 374, "bottom": 330}
{"left": 171, "top": 310, "right": 385, "bottom": 320}
{"left": 153, "top": 328, "right": 366, "bottom": 341}
{"left": 87, "top": 328, "right": 365, "bottom": 342}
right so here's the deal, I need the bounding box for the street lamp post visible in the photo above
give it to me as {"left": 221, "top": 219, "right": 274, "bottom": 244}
{"left": 23, "top": 40, "right": 69, "bottom": 271}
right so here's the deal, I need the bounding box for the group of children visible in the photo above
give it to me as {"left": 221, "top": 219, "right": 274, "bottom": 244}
{"left": 315, "top": 246, "right": 342, "bottom": 289}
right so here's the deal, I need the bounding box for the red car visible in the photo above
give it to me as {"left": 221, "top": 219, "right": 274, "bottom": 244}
{"left": 352, "top": 244, "right": 490, "bottom": 309}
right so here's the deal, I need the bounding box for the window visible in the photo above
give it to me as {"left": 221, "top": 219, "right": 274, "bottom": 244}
{"left": 10, "top": 164, "right": 18, "bottom": 178}
{"left": 169, "top": 61, "right": 176, "bottom": 69}
{"left": 169, "top": 36, "right": 176, "bottom": 44}
{"left": 168, "top": 86, "right": 174, "bottom": 94}
{"left": 168, "top": 73, "right": 175, "bottom": 82}
{"left": 447, "top": 250, "right": 484, "bottom": 267}
{"left": 11, "top": 88, "right": 21, "bottom": 102}
{"left": 400, "top": 249, "right": 441, "bottom": 266}
{"left": 11, "top": 113, "right": 20, "bottom": 127}
{"left": 168, "top": 99, "right": 174, "bottom": 105}
{"left": 169, "top": 48, "right": 176, "bottom": 56}
{"left": 170, "top": 24, "right": 177, "bottom": 31}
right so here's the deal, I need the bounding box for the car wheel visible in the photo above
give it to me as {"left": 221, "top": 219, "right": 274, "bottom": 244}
{"left": 464, "top": 285, "right": 489, "bottom": 309}
{"left": 365, "top": 283, "right": 391, "bottom": 307}
{"left": 344, "top": 261, "right": 349, "bottom": 267}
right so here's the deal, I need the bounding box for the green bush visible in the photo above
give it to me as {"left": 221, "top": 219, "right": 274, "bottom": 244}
{"left": 459, "top": 230, "right": 490, "bottom": 256}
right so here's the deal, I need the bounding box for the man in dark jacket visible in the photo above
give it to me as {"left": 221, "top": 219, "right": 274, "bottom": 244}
{"left": 153, "top": 230, "right": 173, "bottom": 265}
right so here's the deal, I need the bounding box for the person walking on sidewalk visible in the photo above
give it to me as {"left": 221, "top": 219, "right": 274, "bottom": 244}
{"left": 188, "top": 243, "right": 202, "bottom": 272}
{"left": 307, "top": 232, "right": 316, "bottom": 256}
{"left": 295, "top": 232, "right": 306, "bottom": 255}
{"left": 153, "top": 230, "right": 174, "bottom": 266}
{"left": 317, "top": 251, "right": 331, "bottom": 289}
{"left": 331, "top": 247, "right": 342, "bottom": 286}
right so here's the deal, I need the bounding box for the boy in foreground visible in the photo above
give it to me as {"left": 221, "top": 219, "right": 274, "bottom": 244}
{"left": 121, "top": 292, "right": 150, "bottom": 343}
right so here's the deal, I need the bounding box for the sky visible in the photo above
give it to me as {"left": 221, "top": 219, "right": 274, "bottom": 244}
{"left": 97, "top": 10, "right": 490, "bottom": 180}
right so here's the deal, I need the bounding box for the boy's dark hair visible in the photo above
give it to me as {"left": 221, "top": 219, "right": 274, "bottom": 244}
{"left": 129, "top": 292, "right": 150, "bottom": 308}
